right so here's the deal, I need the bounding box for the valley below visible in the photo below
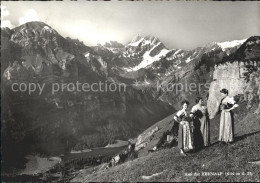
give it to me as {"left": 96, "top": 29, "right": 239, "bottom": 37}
{"left": 2, "top": 144, "right": 128, "bottom": 182}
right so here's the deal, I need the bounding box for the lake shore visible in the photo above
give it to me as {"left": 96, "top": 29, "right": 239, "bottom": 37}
{"left": 19, "top": 155, "right": 61, "bottom": 175}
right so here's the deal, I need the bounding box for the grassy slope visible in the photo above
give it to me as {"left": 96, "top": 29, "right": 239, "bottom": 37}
{"left": 72, "top": 104, "right": 260, "bottom": 182}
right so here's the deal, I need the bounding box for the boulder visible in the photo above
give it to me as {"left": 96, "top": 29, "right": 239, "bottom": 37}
{"left": 135, "top": 126, "right": 159, "bottom": 151}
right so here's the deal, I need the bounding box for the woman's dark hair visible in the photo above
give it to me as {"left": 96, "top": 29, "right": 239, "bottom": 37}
{"left": 195, "top": 97, "right": 202, "bottom": 104}
{"left": 220, "top": 88, "right": 228, "bottom": 95}
{"left": 181, "top": 100, "right": 190, "bottom": 106}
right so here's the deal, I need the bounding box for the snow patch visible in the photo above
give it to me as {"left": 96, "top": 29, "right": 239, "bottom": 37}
{"left": 84, "top": 53, "right": 107, "bottom": 69}
{"left": 142, "top": 39, "right": 152, "bottom": 46}
{"left": 166, "top": 49, "right": 182, "bottom": 60}
{"left": 217, "top": 39, "right": 246, "bottom": 51}
{"left": 107, "top": 48, "right": 120, "bottom": 54}
{"left": 123, "top": 67, "right": 134, "bottom": 72}
{"left": 185, "top": 56, "right": 193, "bottom": 63}
{"left": 43, "top": 26, "right": 51, "bottom": 30}
{"left": 132, "top": 43, "right": 170, "bottom": 71}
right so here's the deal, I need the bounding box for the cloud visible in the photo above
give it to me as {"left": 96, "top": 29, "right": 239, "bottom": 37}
{"left": 19, "top": 9, "right": 39, "bottom": 25}
{"left": 1, "top": 5, "right": 10, "bottom": 18}
{"left": 2, "top": 20, "right": 14, "bottom": 29}
{"left": 1, "top": 5, "right": 14, "bottom": 28}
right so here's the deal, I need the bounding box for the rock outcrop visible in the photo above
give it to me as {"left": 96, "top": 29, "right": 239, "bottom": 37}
{"left": 135, "top": 126, "right": 159, "bottom": 151}
{"left": 207, "top": 36, "right": 260, "bottom": 119}
{"left": 207, "top": 61, "right": 258, "bottom": 119}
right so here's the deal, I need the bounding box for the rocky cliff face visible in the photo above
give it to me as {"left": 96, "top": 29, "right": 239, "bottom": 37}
{"left": 207, "top": 36, "right": 260, "bottom": 119}
{"left": 207, "top": 61, "right": 259, "bottom": 118}
{"left": 1, "top": 21, "right": 110, "bottom": 80}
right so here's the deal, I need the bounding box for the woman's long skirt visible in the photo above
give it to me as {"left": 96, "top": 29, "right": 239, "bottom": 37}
{"left": 200, "top": 116, "right": 210, "bottom": 146}
{"left": 178, "top": 121, "right": 194, "bottom": 150}
{"left": 219, "top": 111, "right": 234, "bottom": 142}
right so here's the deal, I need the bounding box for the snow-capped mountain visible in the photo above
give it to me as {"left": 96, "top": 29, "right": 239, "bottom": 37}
{"left": 124, "top": 35, "right": 170, "bottom": 71}
{"left": 216, "top": 39, "right": 247, "bottom": 51}
{"left": 114, "top": 37, "right": 246, "bottom": 85}
{"left": 225, "top": 36, "right": 260, "bottom": 61}
{"left": 101, "top": 36, "right": 246, "bottom": 78}
{"left": 93, "top": 35, "right": 173, "bottom": 74}
{"left": 89, "top": 34, "right": 247, "bottom": 87}
{"left": 134, "top": 38, "right": 247, "bottom": 72}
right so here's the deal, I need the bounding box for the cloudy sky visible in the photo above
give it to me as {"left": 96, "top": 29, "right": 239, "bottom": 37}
{"left": 1, "top": 1, "right": 259, "bottom": 50}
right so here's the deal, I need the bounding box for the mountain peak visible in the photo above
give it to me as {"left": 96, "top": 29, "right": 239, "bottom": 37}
{"left": 13, "top": 21, "right": 50, "bottom": 31}
{"left": 131, "top": 34, "right": 143, "bottom": 42}
{"left": 203, "top": 39, "right": 246, "bottom": 53}
{"left": 144, "top": 35, "right": 160, "bottom": 42}
{"left": 127, "top": 35, "right": 161, "bottom": 47}
{"left": 11, "top": 21, "right": 58, "bottom": 43}
{"left": 127, "top": 34, "right": 143, "bottom": 46}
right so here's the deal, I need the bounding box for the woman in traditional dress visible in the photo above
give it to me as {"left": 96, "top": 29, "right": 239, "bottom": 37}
{"left": 190, "top": 97, "right": 210, "bottom": 149}
{"left": 173, "top": 100, "right": 194, "bottom": 156}
{"left": 218, "top": 89, "right": 239, "bottom": 144}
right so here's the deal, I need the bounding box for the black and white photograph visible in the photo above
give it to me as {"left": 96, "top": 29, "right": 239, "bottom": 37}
{"left": 1, "top": 1, "right": 260, "bottom": 182}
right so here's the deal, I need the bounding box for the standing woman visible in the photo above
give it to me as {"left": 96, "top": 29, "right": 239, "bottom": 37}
{"left": 190, "top": 97, "right": 210, "bottom": 149}
{"left": 173, "top": 100, "right": 194, "bottom": 156}
{"left": 219, "top": 89, "right": 239, "bottom": 144}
